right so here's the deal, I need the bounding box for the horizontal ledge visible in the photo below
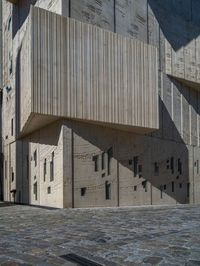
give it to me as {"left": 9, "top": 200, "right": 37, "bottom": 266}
{"left": 167, "top": 74, "right": 200, "bottom": 90}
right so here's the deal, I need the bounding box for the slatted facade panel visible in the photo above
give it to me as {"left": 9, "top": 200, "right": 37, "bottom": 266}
{"left": 20, "top": 6, "right": 158, "bottom": 134}
{"left": 165, "top": 20, "right": 200, "bottom": 88}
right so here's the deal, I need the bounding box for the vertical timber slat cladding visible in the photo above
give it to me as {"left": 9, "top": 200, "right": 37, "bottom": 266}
{"left": 165, "top": 15, "right": 200, "bottom": 87}
{"left": 20, "top": 6, "right": 158, "bottom": 135}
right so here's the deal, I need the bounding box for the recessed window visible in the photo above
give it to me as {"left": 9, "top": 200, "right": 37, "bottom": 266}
{"left": 142, "top": 180, "right": 147, "bottom": 192}
{"left": 34, "top": 150, "right": 37, "bottom": 167}
{"left": 105, "top": 181, "right": 111, "bottom": 200}
{"left": 4, "top": 160, "right": 7, "bottom": 179}
{"left": 172, "top": 181, "right": 174, "bottom": 192}
{"left": 81, "top": 187, "right": 87, "bottom": 196}
{"left": 92, "top": 155, "right": 99, "bottom": 172}
{"left": 129, "top": 160, "right": 132, "bottom": 165}
{"left": 44, "top": 159, "right": 47, "bottom": 181}
{"left": 163, "top": 184, "right": 166, "bottom": 190}
{"left": 33, "top": 182, "right": 37, "bottom": 200}
{"left": 47, "top": 186, "right": 51, "bottom": 194}
{"left": 107, "top": 147, "right": 113, "bottom": 176}
{"left": 8, "top": 17, "right": 12, "bottom": 31}
{"left": 50, "top": 152, "right": 54, "bottom": 181}
{"left": 170, "top": 157, "right": 174, "bottom": 174}
{"left": 134, "top": 185, "right": 137, "bottom": 191}
{"left": 11, "top": 118, "right": 13, "bottom": 136}
{"left": 11, "top": 171, "right": 14, "bottom": 182}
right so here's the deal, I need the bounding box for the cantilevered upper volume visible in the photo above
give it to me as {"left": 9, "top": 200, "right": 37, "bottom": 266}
{"left": 20, "top": 6, "right": 159, "bottom": 136}
{"left": 165, "top": 22, "right": 200, "bottom": 89}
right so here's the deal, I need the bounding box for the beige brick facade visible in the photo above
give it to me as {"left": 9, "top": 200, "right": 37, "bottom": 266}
{"left": 1, "top": 0, "right": 200, "bottom": 208}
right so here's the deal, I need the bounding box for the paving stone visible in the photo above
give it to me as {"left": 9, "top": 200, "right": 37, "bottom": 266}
{"left": 0, "top": 204, "right": 200, "bottom": 265}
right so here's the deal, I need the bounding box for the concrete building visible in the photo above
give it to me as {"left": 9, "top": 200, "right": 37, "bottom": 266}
{"left": 1, "top": 0, "right": 200, "bottom": 208}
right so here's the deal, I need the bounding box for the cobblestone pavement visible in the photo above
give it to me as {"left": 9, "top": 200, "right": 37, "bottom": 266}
{"left": 0, "top": 203, "right": 200, "bottom": 266}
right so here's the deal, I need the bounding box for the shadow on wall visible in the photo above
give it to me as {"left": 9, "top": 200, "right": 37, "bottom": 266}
{"left": 12, "top": 0, "right": 37, "bottom": 39}
{"left": 67, "top": 90, "right": 190, "bottom": 205}
{"left": 14, "top": 39, "right": 30, "bottom": 204}
{"left": 148, "top": 0, "right": 200, "bottom": 51}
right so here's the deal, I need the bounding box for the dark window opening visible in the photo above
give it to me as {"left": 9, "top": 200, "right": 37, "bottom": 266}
{"left": 138, "top": 165, "right": 142, "bottom": 173}
{"left": 170, "top": 157, "right": 174, "bottom": 174}
{"left": 5, "top": 160, "right": 7, "bottom": 179}
{"left": 33, "top": 182, "right": 37, "bottom": 200}
{"left": 102, "top": 173, "right": 105, "bottom": 178}
{"left": 154, "top": 162, "right": 159, "bottom": 176}
{"left": 179, "top": 183, "right": 182, "bottom": 188}
{"left": 11, "top": 118, "right": 13, "bottom": 136}
{"left": 34, "top": 150, "right": 37, "bottom": 167}
{"left": 44, "top": 159, "right": 47, "bottom": 181}
{"left": 178, "top": 159, "right": 182, "bottom": 175}
{"left": 47, "top": 186, "right": 51, "bottom": 194}
{"left": 9, "top": 59, "right": 12, "bottom": 75}
{"left": 129, "top": 160, "right": 132, "bottom": 165}
{"left": 34, "top": 175, "right": 36, "bottom": 180}
{"left": 133, "top": 156, "right": 138, "bottom": 177}
{"left": 50, "top": 152, "right": 54, "bottom": 181}
{"left": 11, "top": 171, "right": 14, "bottom": 182}
{"left": 172, "top": 181, "right": 174, "bottom": 192}
{"left": 163, "top": 184, "right": 166, "bottom": 190}
{"left": 8, "top": 17, "right": 12, "bottom": 31}
{"left": 81, "top": 187, "right": 87, "bottom": 196}
{"left": 101, "top": 152, "right": 105, "bottom": 170}
{"left": 105, "top": 181, "right": 111, "bottom": 200}
{"left": 134, "top": 185, "right": 137, "bottom": 191}
{"left": 142, "top": 181, "right": 147, "bottom": 192}
{"left": 107, "top": 147, "right": 113, "bottom": 175}
{"left": 92, "top": 155, "right": 99, "bottom": 172}
{"left": 176, "top": 175, "right": 179, "bottom": 180}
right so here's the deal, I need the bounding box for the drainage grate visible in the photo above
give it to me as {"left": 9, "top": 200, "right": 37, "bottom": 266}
{"left": 60, "top": 253, "right": 103, "bottom": 266}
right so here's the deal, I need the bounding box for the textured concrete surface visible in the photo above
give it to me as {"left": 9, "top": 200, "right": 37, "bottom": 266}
{"left": 0, "top": 203, "right": 200, "bottom": 265}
